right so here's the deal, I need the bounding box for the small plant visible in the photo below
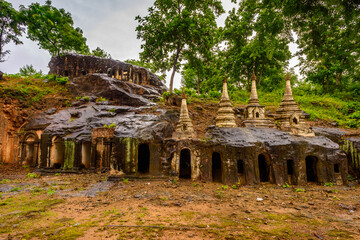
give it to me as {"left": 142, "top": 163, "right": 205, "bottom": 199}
{"left": 193, "top": 183, "right": 198, "bottom": 187}
{"left": 231, "top": 185, "right": 237, "bottom": 189}
{"left": 172, "top": 178, "right": 178, "bottom": 184}
{"left": 282, "top": 182, "right": 290, "bottom": 188}
{"left": 0, "top": 179, "right": 10, "bottom": 184}
{"left": 27, "top": 173, "right": 40, "bottom": 178}
{"left": 108, "top": 108, "right": 116, "bottom": 113}
{"left": 55, "top": 173, "right": 61, "bottom": 176}
{"left": 47, "top": 188, "right": 56, "bottom": 196}
{"left": 96, "top": 96, "right": 109, "bottom": 102}
{"left": 103, "top": 123, "right": 116, "bottom": 128}
{"left": 295, "top": 188, "right": 306, "bottom": 192}
{"left": 215, "top": 190, "right": 223, "bottom": 199}
{"left": 123, "top": 178, "right": 129, "bottom": 183}
{"left": 324, "top": 182, "right": 334, "bottom": 187}
{"left": 82, "top": 96, "right": 90, "bottom": 101}
{"left": 10, "top": 187, "right": 21, "bottom": 192}
{"left": 221, "top": 185, "right": 228, "bottom": 190}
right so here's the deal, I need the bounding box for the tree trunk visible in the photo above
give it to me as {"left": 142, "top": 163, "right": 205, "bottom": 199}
{"left": 197, "top": 71, "right": 200, "bottom": 94}
{"left": 169, "top": 44, "right": 182, "bottom": 94}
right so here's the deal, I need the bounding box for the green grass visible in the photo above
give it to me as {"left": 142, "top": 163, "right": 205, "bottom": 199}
{"left": 0, "top": 75, "right": 70, "bottom": 106}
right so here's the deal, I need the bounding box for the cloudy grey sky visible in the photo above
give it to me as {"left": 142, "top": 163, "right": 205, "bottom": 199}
{"left": 1, "top": 0, "right": 299, "bottom": 89}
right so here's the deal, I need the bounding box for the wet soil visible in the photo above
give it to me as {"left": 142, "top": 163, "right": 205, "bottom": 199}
{"left": 0, "top": 166, "right": 359, "bottom": 240}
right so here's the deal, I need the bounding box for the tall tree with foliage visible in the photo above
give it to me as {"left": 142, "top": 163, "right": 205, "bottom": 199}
{"left": 278, "top": 0, "right": 360, "bottom": 94}
{"left": 20, "top": 0, "right": 89, "bottom": 56}
{"left": 90, "top": 47, "right": 111, "bottom": 58}
{"left": 135, "top": 0, "right": 224, "bottom": 94}
{"left": 223, "top": 0, "right": 292, "bottom": 92}
{"left": 0, "top": 0, "right": 24, "bottom": 62}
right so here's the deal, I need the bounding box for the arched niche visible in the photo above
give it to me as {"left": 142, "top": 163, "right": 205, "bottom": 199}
{"left": 138, "top": 143, "right": 150, "bottom": 174}
{"left": 305, "top": 156, "right": 318, "bottom": 183}
{"left": 212, "top": 152, "right": 222, "bottom": 183}
{"left": 81, "top": 142, "right": 91, "bottom": 169}
{"left": 179, "top": 148, "right": 191, "bottom": 179}
{"left": 50, "top": 137, "right": 65, "bottom": 169}
{"left": 258, "top": 154, "right": 269, "bottom": 182}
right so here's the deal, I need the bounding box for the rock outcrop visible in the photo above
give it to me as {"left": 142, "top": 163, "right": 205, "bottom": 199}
{"left": 48, "top": 53, "right": 167, "bottom": 93}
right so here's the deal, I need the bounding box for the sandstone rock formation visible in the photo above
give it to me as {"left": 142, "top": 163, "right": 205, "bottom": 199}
{"left": 48, "top": 54, "right": 167, "bottom": 93}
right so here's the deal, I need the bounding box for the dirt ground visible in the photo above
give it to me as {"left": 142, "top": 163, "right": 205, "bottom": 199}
{"left": 0, "top": 164, "right": 359, "bottom": 240}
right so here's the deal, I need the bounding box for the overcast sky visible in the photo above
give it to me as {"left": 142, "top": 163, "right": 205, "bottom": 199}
{"left": 1, "top": 0, "right": 299, "bottom": 89}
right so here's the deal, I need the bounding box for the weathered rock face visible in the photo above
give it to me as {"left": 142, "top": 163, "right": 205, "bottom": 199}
{"left": 313, "top": 127, "right": 360, "bottom": 178}
{"left": 67, "top": 74, "right": 160, "bottom": 106}
{"left": 48, "top": 54, "right": 167, "bottom": 93}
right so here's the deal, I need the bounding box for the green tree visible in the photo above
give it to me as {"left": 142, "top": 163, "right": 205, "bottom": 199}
{"left": 20, "top": 0, "right": 89, "bottom": 56}
{"left": 278, "top": 0, "right": 360, "bottom": 93}
{"left": 91, "top": 47, "right": 111, "bottom": 58}
{"left": 135, "top": 0, "right": 224, "bottom": 94}
{"left": 223, "top": 0, "right": 292, "bottom": 92}
{"left": 0, "top": 0, "right": 24, "bottom": 62}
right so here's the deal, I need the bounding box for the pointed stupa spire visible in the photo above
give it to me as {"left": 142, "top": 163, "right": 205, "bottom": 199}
{"left": 173, "top": 88, "right": 195, "bottom": 139}
{"left": 215, "top": 77, "right": 237, "bottom": 128}
{"left": 249, "top": 72, "right": 259, "bottom": 105}
{"left": 282, "top": 73, "right": 294, "bottom": 102}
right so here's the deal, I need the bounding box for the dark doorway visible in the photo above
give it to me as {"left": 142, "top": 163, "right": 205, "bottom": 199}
{"left": 287, "top": 160, "right": 294, "bottom": 175}
{"left": 334, "top": 164, "right": 340, "bottom": 173}
{"left": 237, "top": 160, "right": 244, "bottom": 174}
{"left": 293, "top": 117, "right": 298, "bottom": 124}
{"left": 306, "top": 156, "right": 318, "bottom": 182}
{"left": 138, "top": 144, "right": 150, "bottom": 173}
{"left": 258, "top": 154, "right": 269, "bottom": 182}
{"left": 179, "top": 149, "right": 191, "bottom": 179}
{"left": 212, "top": 152, "right": 222, "bottom": 182}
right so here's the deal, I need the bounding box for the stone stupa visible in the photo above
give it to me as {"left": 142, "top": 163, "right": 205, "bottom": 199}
{"left": 243, "top": 73, "right": 275, "bottom": 128}
{"left": 173, "top": 89, "right": 196, "bottom": 139}
{"left": 275, "top": 73, "right": 314, "bottom": 136}
{"left": 215, "top": 78, "right": 237, "bottom": 128}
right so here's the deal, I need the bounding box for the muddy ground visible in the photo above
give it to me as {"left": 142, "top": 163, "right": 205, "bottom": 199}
{"left": 0, "top": 164, "right": 359, "bottom": 240}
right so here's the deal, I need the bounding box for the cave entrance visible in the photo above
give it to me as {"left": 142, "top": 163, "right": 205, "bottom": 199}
{"left": 306, "top": 156, "right": 318, "bottom": 182}
{"left": 24, "top": 136, "right": 35, "bottom": 166}
{"left": 51, "top": 137, "right": 64, "bottom": 169}
{"left": 138, "top": 144, "right": 150, "bottom": 174}
{"left": 212, "top": 152, "right": 222, "bottom": 182}
{"left": 258, "top": 154, "right": 269, "bottom": 182}
{"left": 334, "top": 164, "right": 340, "bottom": 173}
{"left": 179, "top": 149, "right": 191, "bottom": 179}
{"left": 287, "top": 160, "right": 294, "bottom": 175}
{"left": 81, "top": 142, "right": 91, "bottom": 169}
{"left": 237, "top": 160, "right": 244, "bottom": 174}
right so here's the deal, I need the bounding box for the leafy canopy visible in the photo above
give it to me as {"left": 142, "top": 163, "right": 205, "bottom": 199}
{"left": 20, "top": 0, "right": 89, "bottom": 56}
{"left": 135, "top": 0, "right": 224, "bottom": 93}
{"left": 0, "top": 0, "right": 25, "bottom": 62}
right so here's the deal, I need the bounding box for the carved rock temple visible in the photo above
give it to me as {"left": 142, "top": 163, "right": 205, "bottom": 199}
{"left": 1, "top": 54, "right": 359, "bottom": 186}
